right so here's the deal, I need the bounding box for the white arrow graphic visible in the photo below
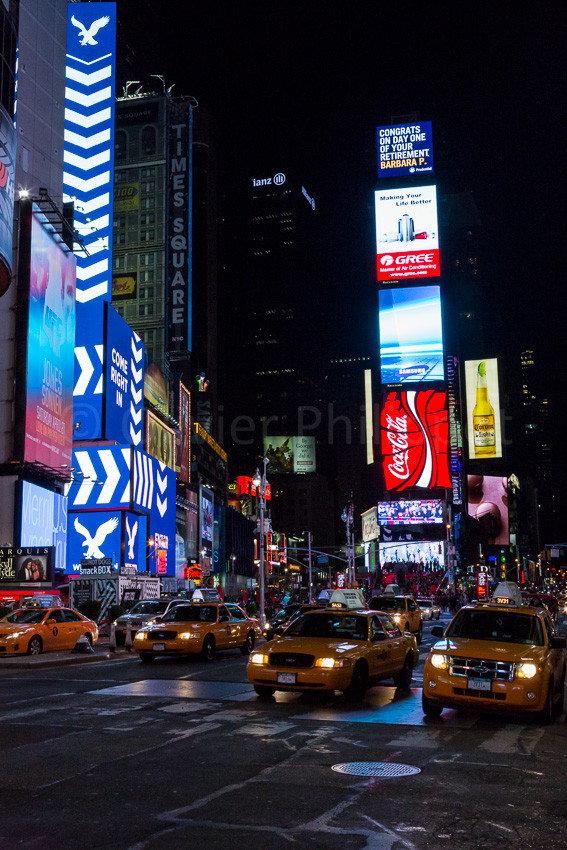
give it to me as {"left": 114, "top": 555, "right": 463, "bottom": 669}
{"left": 130, "top": 382, "right": 143, "bottom": 405}
{"left": 157, "top": 471, "right": 167, "bottom": 494}
{"left": 64, "top": 149, "right": 110, "bottom": 172}
{"left": 130, "top": 424, "right": 141, "bottom": 445}
{"left": 76, "top": 258, "right": 108, "bottom": 281}
{"left": 130, "top": 406, "right": 142, "bottom": 425}
{"left": 73, "top": 451, "right": 97, "bottom": 506}
{"left": 97, "top": 450, "right": 121, "bottom": 505}
{"left": 66, "top": 52, "right": 112, "bottom": 67}
{"left": 94, "top": 346, "right": 104, "bottom": 393}
{"left": 157, "top": 495, "right": 167, "bottom": 518}
{"left": 64, "top": 105, "right": 112, "bottom": 129}
{"left": 131, "top": 361, "right": 143, "bottom": 384}
{"left": 68, "top": 192, "right": 110, "bottom": 215}
{"left": 74, "top": 347, "right": 94, "bottom": 396}
{"left": 75, "top": 214, "right": 110, "bottom": 236}
{"left": 76, "top": 282, "right": 109, "bottom": 303}
{"left": 65, "top": 64, "right": 112, "bottom": 86}
{"left": 121, "top": 448, "right": 132, "bottom": 503}
{"left": 65, "top": 85, "right": 112, "bottom": 109}
{"left": 63, "top": 170, "right": 110, "bottom": 194}
{"left": 64, "top": 127, "right": 111, "bottom": 150}
{"left": 131, "top": 338, "right": 143, "bottom": 362}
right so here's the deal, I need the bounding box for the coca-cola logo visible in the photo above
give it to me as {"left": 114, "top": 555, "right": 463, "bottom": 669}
{"left": 381, "top": 390, "right": 451, "bottom": 492}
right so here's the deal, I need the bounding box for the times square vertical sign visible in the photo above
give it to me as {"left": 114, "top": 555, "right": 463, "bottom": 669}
{"left": 167, "top": 101, "right": 193, "bottom": 357}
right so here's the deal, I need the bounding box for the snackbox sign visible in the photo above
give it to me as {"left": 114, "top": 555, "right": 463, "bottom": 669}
{"left": 375, "top": 185, "right": 440, "bottom": 281}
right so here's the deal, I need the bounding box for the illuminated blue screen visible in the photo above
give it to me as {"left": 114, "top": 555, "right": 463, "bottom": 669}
{"left": 379, "top": 285, "right": 444, "bottom": 383}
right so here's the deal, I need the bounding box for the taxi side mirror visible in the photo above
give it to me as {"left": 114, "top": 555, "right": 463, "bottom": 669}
{"left": 550, "top": 636, "right": 567, "bottom": 649}
{"left": 431, "top": 626, "right": 444, "bottom": 638}
{"left": 46, "top": 619, "right": 57, "bottom": 626}
{"left": 371, "top": 632, "right": 387, "bottom": 642}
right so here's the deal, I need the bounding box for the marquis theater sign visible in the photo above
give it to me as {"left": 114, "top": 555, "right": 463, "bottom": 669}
{"left": 381, "top": 390, "right": 451, "bottom": 492}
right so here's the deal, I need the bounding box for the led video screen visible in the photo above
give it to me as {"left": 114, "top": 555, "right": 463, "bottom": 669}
{"left": 379, "top": 285, "right": 444, "bottom": 384}
{"left": 467, "top": 475, "right": 509, "bottom": 545}
{"left": 377, "top": 500, "right": 443, "bottom": 525}
{"left": 379, "top": 540, "right": 445, "bottom": 569}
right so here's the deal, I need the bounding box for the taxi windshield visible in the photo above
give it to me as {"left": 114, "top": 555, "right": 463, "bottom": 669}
{"left": 161, "top": 605, "right": 217, "bottom": 623}
{"left": 129, "top": 601, "right": 168, "bottom": 615}
{"left": 284, "top": 612, "right": 368, "bottom": 640}
{"left": 446, "top": 609, "right": 544, "bottom": 646}
{"left": 370, "top": 597, "right": 403, "bottom": 611}
{"left": 3, "top": 610, "right": 47, "bottom": 624}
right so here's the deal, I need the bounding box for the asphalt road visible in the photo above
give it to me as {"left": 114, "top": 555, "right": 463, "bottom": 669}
{"left": 0, "top": 614, "right": 566, "bottom": 850}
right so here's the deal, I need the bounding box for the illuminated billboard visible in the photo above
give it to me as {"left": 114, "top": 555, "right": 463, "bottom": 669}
{"left": 380, "top": 540, "right": 445, "bottom": 568}
{"left": 381, "top": 390, "right": 451, "bottom": 491}
{"left": 17, "top": 208, "right": 76, "bottom": 469}
{"left": 106, "top": 304, "right": 144, "bottom": 446}
{"left": 377, "top": 500, "right": 443, "bottom": 525}
{"left": 464, "top": 358, "right": 502, "bottom": 459}
{"left": 377, "top": 121, "right": 433, "bottom": 178}
{"left": 264, "top": 436, "right": 316, "bottom": 474}
{"left": 176, "top": 382, "right": 191, "bottom": 483}
{"left": 146, "top": 410, "right": 175, "bottom": 470}
{"left": 375, "top": 185, "right": 440, "bottom": 280}
{"left": 19, "top": 481, "right": 68, "bottom": 573}
{"left": 467, "top": 475, "right": 509, "bottom": 545}
{"left": 379, "top": 285, "right": 444, "bottom": 383}
{"left": 0, "top": 104, "right": 16, "bottom": 295}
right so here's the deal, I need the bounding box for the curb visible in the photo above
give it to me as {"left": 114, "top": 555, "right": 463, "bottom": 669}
{"left": 0, "top": 649, "right": 138, "bottom": 670}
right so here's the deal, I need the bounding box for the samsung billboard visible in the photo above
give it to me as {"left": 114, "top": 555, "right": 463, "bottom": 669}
{"left": 376, "top": 121, "right": 433, "bottom": 178}
{"left": 379, "top": 285, "right": 444, "bottom": 384}
{"left": 375, "top": 185, "right": 440, "bottom": 280}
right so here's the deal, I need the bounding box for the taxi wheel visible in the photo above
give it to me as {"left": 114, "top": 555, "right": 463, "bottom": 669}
{"left": 538, "top": 682, "right": 555, "bottom": 724}
{"left": 202, "top": 635, "right": 216, "bottom": 662}
{"left": 139, "top": 653, "right": 155, "bottom": 663}
{"left": 27, "top": 636, "right": 42, "bottom": 656}
{"left": 556, "top": 676, "right": 565, "bottom": 715}
{"left": 254, "top": 685, "right": 275, "bottom": 698}
{"left": 416, "top": 624, "right": 423, "bottom": 644}
{"left": 240, "top": 631, "right": 255, "bottom": 655}
{"left": 393, "top": 654, "right": 413, "bottom": 688}
{"left": 422, "top": 694, "right": 443, "bottom": 717}
{"left": 345, "top": 660, "right": 368, "bottom": 700}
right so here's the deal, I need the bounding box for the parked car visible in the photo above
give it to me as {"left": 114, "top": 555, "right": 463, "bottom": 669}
{"left": 0, "top": 606, "right": 98, "bottom": 655}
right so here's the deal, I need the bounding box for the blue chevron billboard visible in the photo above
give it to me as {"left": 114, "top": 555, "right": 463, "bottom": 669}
{"left": 63, "top": 2, "right": 116, "bottom": 322}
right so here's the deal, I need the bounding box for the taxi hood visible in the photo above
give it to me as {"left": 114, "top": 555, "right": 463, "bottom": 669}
{"left": 266, "top": 635, "right": 363, "bottom": 654}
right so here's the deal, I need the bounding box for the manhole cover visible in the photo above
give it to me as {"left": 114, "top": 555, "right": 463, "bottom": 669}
{"left": 332, "top": 762, "right": 421, "bottom": 778}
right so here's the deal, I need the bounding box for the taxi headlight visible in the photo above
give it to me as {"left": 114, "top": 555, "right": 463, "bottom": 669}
{"left": 8, "top": 630, "right": 27, "bottom": 639}
{"left": 430, "top": 653, "right": 449, "bottom": 670}
{"left": 136, "top": 632, "right": 147, "bottom": 640}
{"left": 178, "top": 631, "right": 198, "bottom": 640}
{"left": 315, "top": 657, "right": 343, "bottom": 668}
{"left": 264, "top": 622, "right": 271, "bottom": 631}
{"left": 516, "top": 662, "right": 538, "bottom": 679}
{"left": 250, "top": 653, "right": 269, "bottom": 665}
{"left": 392, "top": 614, "right": 402, "bottom": 621}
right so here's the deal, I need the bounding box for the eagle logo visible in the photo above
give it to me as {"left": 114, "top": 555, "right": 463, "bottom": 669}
{"left": 126, "top": 516, "right": 139, "bottom": 561}
{"left": 74, "top": 516, "right": 119, "bottom": 559}
{"left": 71, "top": 15, "right": 110, "bottom": 46}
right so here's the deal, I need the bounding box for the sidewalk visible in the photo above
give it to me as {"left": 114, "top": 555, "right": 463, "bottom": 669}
{"left": 0, "top": 637, "right": 139, "bottom": 670}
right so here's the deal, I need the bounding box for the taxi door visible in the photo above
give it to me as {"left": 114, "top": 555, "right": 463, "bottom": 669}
{"left": 226, "top": 605, "right": 248, "bottom": 645}
{"left": 369, "top": 614, "right": 397, "bottom": 678}
{"left": 41, "top": 609, "right": 69, "bottom": 650}
{"left": 380, "top": 613, "right": 407, "bottom": 671}
{"left": 407, "top": 597, "right": 421, "bottom": 633}
{"left": 216, "top": 605, "right": 234, "bottom": 648}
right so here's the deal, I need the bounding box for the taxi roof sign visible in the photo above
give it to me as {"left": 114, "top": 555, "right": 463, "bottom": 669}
{"left": 328, "top": 588, "right": 367, "bottom": 610}
{"left": 490, "top": 582, "right": 523, "bottom": 607}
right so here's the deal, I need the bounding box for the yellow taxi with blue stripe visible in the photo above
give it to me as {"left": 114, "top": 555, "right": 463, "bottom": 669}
{"left": 422, "top": 582, "right": 566, "bottom": 722}
{"left": 247, "top": 588, "right": 419, "bottom": 698}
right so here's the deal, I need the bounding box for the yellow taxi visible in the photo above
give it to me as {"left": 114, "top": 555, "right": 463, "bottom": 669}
{"left": 0, "top": 606, "right": 98, "bottom": 655}
{"left": 247, "top": 589, "right": 419, "bottom": 699}
{"left": 133, "top": 599, "right": 258, "bottom": 662}
{"left": 422, "top": 582, "right": 566, "bottom": 722}
{"left": 369, "top": 591, "right": 423, "bottom": 642}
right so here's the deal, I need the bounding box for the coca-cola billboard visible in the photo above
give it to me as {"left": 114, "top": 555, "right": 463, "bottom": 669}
{"left": 380, "top": 390, "right": 451, "bottom": 492}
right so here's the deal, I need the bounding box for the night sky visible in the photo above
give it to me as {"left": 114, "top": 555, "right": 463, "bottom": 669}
{"left": 118, "top": 1, "right": 566, "bottom": 478}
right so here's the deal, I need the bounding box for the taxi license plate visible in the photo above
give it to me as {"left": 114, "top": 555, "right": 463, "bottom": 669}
{"left": 277, "top": 672, "right": 296, "bottom": 684}
{"left": 468, "top": 677, "right": 491, "bottom": 691}
{"left": 152, "top": 643, "right": 166, "bottom": 651}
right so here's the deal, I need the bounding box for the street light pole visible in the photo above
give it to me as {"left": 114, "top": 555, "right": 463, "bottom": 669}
{"left": 253, "top": 458, "right": 269, "bottom": 628}
{"left": 307, "top": 531, "right": 313, "bottom": 602}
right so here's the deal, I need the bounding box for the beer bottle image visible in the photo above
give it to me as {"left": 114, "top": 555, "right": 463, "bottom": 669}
{"left": 472, "top": 361, "right": 496, "bottom": 456}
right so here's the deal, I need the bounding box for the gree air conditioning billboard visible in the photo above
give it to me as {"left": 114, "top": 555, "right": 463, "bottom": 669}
{"left": 375, "top": 185, "right": 440, "bottom": 280}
